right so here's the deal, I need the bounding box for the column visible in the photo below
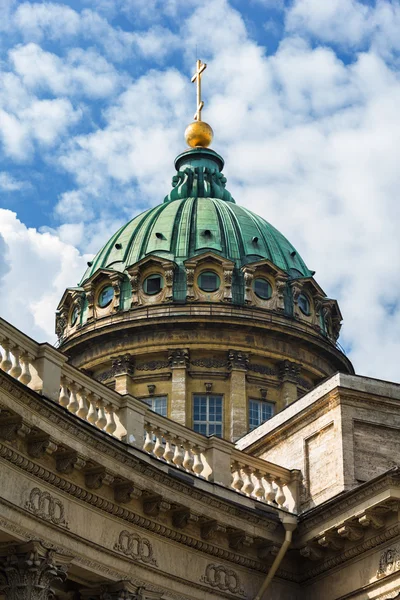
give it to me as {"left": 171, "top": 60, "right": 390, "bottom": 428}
{"left": 228, "top": 350, "right": 249, "bottom": 442}
{"left": 168, "top": 349, "right": 189, "bottom": 426}
{"left": 0, "top": 541, "right": 72, "bottom": 600}
{"left": 80, "top": 581, "right": 163, "bottom": 600}
{"left": 277, "top": 360, "right": 301, "bottom": 409}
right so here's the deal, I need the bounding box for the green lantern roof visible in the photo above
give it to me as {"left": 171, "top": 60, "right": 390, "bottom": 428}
{"left": 81, "top": 148, "right": 312, "bottom": 285}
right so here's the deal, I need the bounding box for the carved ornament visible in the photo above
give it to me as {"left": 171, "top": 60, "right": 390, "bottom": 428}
{"left": 114, "top": 530, "right": 158, "bottom": 566}
{"left": 25, "top": 487, "right": 69, "bottom": 530}
{"left": 377, "top": 545, "right": 400, "bottom": 578}
{"left": 168, "top": 348, "right": 190, "bottom": 369}
{"left": 228, "top": 350, "right": 249, "bottom": 371}
{"left": 200, "top": 563, "right": 245, "bottom": 596}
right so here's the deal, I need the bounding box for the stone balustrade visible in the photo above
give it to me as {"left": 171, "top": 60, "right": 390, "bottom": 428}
{"left": 0, "top": 316, "right": 299, "bottom": 513}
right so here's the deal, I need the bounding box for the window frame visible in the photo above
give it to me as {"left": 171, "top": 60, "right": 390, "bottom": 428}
{"left": 143, "top": 395, "right": 168, "bottom": 417}
{"left": 97, "top": 285, "right": 115, "bottom": 308}
{"left": 143, "top": 273, "right": 164, "bottom": 296}
{"left": 193, "top": 393, "right": 223, "bottom": 437}
{"left": 248, "top": 398, "right": 275, "bottom": 430}
{"left": 253, "top": 277, "right": 272, "bottom": 300}
{"left": 197, "top": 270, "right": 221, "bottom": 293}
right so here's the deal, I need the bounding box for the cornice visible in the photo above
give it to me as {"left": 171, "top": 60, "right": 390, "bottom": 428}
{"left": 0, "top": 371, "right": 280, "bottom": 532}
{"left": 298, "top": 469, "right": 400, "bottom": 534}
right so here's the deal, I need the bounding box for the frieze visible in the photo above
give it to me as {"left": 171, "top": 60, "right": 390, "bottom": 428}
{"left": 0, "top": 442, "right": 270, "bottom": 573}
{"left": 191, "top": 358, "right": 228, "bottom": 369}
{"left": 200, "top": 563, "right": 245, "bottom": 597}
{"left": 377, "top": 544, "right": 400, "bottom": 578}
{"left": 114, "top": 530, "right": 158, "bottom": 566}
{"left": 0, "top": 375, "right": 281, "bottom": 535}
{"left": 25, "top": 487, "right": 69, "bottom": 529}
{"left": 136, "top": 361, "right": 169, "bottom": 372}
{"left": 248, "top": 363, "right": 278, "bottom": 376}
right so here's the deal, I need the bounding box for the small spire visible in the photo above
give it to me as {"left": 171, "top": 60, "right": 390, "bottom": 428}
{"left": 185, "top": 58, "right": 213, "bottom": 148}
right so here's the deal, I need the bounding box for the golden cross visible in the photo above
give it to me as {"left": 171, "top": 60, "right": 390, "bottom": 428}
{"left": 191, "top": 59, "right": 207, "bottom": 121}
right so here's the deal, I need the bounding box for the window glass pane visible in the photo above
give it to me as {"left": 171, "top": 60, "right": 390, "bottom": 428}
{"left": 144, "top": 274, "right": 163, "bottom": 295}
{"left": 98, "top": 285, "right": 114, "bottom": 308}
{"left": 249, "top": 399, "right": 274, "bottom": 430}
{"left": 143, "top": 396, "right": 167, "bottom": 417}
{"left": 198, "top": 272, "right": 220, "bottom": 292}
{"left": 193, "top": 394, "right": 223, "bottom": 437}
{"left": 254, "top": 278, "right": 272, "bottom": 300}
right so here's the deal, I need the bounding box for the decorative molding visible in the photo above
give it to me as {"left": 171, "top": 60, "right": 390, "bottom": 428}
{"left": 135, "top": 361, "right": 169, "bottom": 372}
{"left": 191, "top": 358, "right": 227, "bottom": 369}
{"left": 114, "top": 530, "right": 158, "bottom": 566}
{"left": 248, "top": 364, "right": 277, "bottom": 376}
{"left": 25, "top": 487, "right": 69, "bottom": 530}
{"left": 200, "top": 563, "right": 245, "bottom": 597}
{"left": 377, "top": 544, "right": 400, "bottom": 578}
{"left": 0, "top": 442, "right": 271, "bottom": 573}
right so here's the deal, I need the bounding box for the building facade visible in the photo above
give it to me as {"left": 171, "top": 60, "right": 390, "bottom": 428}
{"left": 0, "top": 100, "right": 399, "bottom": 600}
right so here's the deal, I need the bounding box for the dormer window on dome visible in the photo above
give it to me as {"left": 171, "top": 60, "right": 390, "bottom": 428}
{"left": 143, "top": 274, "right": 164, "bottom": 295}
{"left": 198, "top": 271, "right": 220, "bottom": 292}
{"left": 98, "top": 285, "right": 114, "bottom": 308}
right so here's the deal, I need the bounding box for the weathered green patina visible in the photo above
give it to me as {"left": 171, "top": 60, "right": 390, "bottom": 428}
{"left": 81, "top": 148, "right": 312, "bottom": 294}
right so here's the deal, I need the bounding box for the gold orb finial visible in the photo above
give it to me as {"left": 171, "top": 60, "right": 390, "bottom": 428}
{"left": 185, "top": 121, "right": 213, "bottom": 148}
{"left": 185, "top": 59, "right": 213, "bottom": 148}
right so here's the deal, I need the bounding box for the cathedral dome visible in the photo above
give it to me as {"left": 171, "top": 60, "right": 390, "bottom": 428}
{"left": 81, "top": 148, "right": 312, "bottom": 288}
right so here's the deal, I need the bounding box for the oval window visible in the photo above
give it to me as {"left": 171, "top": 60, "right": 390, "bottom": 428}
{"left": 98, "top": 285, "right": 114, "bottom": 308}
{"left": 70, "top": 306, "right": 79, "bottom": 326}
{"left": 298, "top": 293, "right": 311, "bottom": 316}
{"left": 143, "top": 274, "right": 163, "bottom": 295}
{"left": 254, "top": 278, "right": 272, "bottom": 300}
{"left": 198, "top": 271, "right": 220, "bottom": 292}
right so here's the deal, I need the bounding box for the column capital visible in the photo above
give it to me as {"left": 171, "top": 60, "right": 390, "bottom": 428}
{"left": 168, "top": 348, "right": 190, "bottom": 369}
{"left": 228, "top": 350, "right": 249, "bottom": 371}
{"left": 0, "top": 541, "right": 72, "bottom": 600}
{"left": 277, "top": 359, "right": 301, "bottom": 384}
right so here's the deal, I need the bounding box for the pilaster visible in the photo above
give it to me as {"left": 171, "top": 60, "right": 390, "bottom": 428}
{"left": 168, "top": 349, "right": 189, "bottom": 426}
{"left": 228, "top": 350, "right": 249, "bottom": 442}
{"left": 277, "top": 360, "right": 301, "bottom": 410}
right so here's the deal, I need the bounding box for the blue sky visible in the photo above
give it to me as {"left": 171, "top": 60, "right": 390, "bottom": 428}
{"left": 1, "top": 0, "right": 400, "bottom": 381}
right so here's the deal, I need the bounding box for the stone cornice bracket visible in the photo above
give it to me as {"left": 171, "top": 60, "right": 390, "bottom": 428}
{"left": 55, "top": 449, "right": 86, "bottom": 474}
{"left": 171, "top": 507, "right": 199, "bottom": 530}
{"left": 0, "top": 413, "right": 30, "bottom": 441}
{"left": 168, "top": 348, "right": 190, "bottom": 369}
{"left": 0, "top": 541, "right": 72, "bottom": 600}
{"left": 227, "top": 528, "right": 253, "bottom": 551}
{"left": 84, "top": 466, "right": 114, "bottom": 490}
{"left": 227, "top": 350, "right": 250, "bottom": 372}
{"left": 337, "top": 524, "right": 364, "bottom": 541}
{"left": 200, "top": 519, "right": 226, "bottom": 541}
{"left": 27, "top": 432, "right": 57, "bottom": 459}
{"left": 299, "top": 544, "right": 323, "bottom": 561}
{"left": 142, "top": 493, "right": 171, "bottom": 517}
{"left": 113, "top": 480, "right": 142, "bottom": 504}
{"left": 277, "top": 360, "right": 301, "bottom": 384}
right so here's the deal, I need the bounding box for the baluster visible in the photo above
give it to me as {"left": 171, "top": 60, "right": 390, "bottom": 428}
{"left": 10, "top": 347, "right": 22, "bottom": 379}
{"left": 143, "top": 425, "right": 155, "bottom": 453}
{"left": 105, "top": 404, "right": 117, "bottom": 435}
{"left": 275, "top": 478, "right": 286, "bottom": 508}
{"left": 67, "top": 383, "right": 79, "bottom": 414}
{"left": 1, "top": 340, "right": 12, "bottom": 372}
{"left": 59, "top": 378, "right": 69, "bottom": 407}
{"left": 231, "top": 462, "right": 244, "bottom": 491}
{"left": 242, "top": 466, "right": 255, "bottom": 496}
{"left": 264, "top": 475, "right": 276, "bottom": 504}
{"left": 87, "top": 394, "right": 97, "bottom": 424}
{"left": 19, "top": 353, "right": 32, "bottom": 385}
{"left": 96, "top": 400, "right": 107, "bottom": 430}
{"left": 77, "top": 389, "right": 88, "bottom": 419}
{"left": 164, "top": 435, "right": 174, "bottom": 463}
{"left": 172, "top": 439, "right": 184, "bottom": 467}
{"left": 183, "top": 443, "right": 194, "bottom": 472}
{"left": 253, "top": 470, "right": 265, "bottom": 500}
{"left": 154, "top": 429, "right": 165, "bottom": 459}
{"left": 192, "top": 446, "right": 204, "bottom": 476}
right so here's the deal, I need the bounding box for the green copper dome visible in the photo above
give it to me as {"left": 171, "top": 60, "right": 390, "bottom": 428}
{"left": 81, "top": 148, "right": 312, "bottom": 287}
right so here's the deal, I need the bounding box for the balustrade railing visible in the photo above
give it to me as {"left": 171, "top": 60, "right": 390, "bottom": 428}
{"left": 0, "top": 316, "right": 299, "bottom": 513}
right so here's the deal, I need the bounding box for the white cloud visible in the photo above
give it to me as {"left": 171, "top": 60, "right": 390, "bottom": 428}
{"left": 10, "top": 43, "right": 123, "bottom": 98}
{"left": 0, "top": 171, "right": 28, "bottom": 191}
{"left": 0, "top": 209, "right": 89, "bottom": 341}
